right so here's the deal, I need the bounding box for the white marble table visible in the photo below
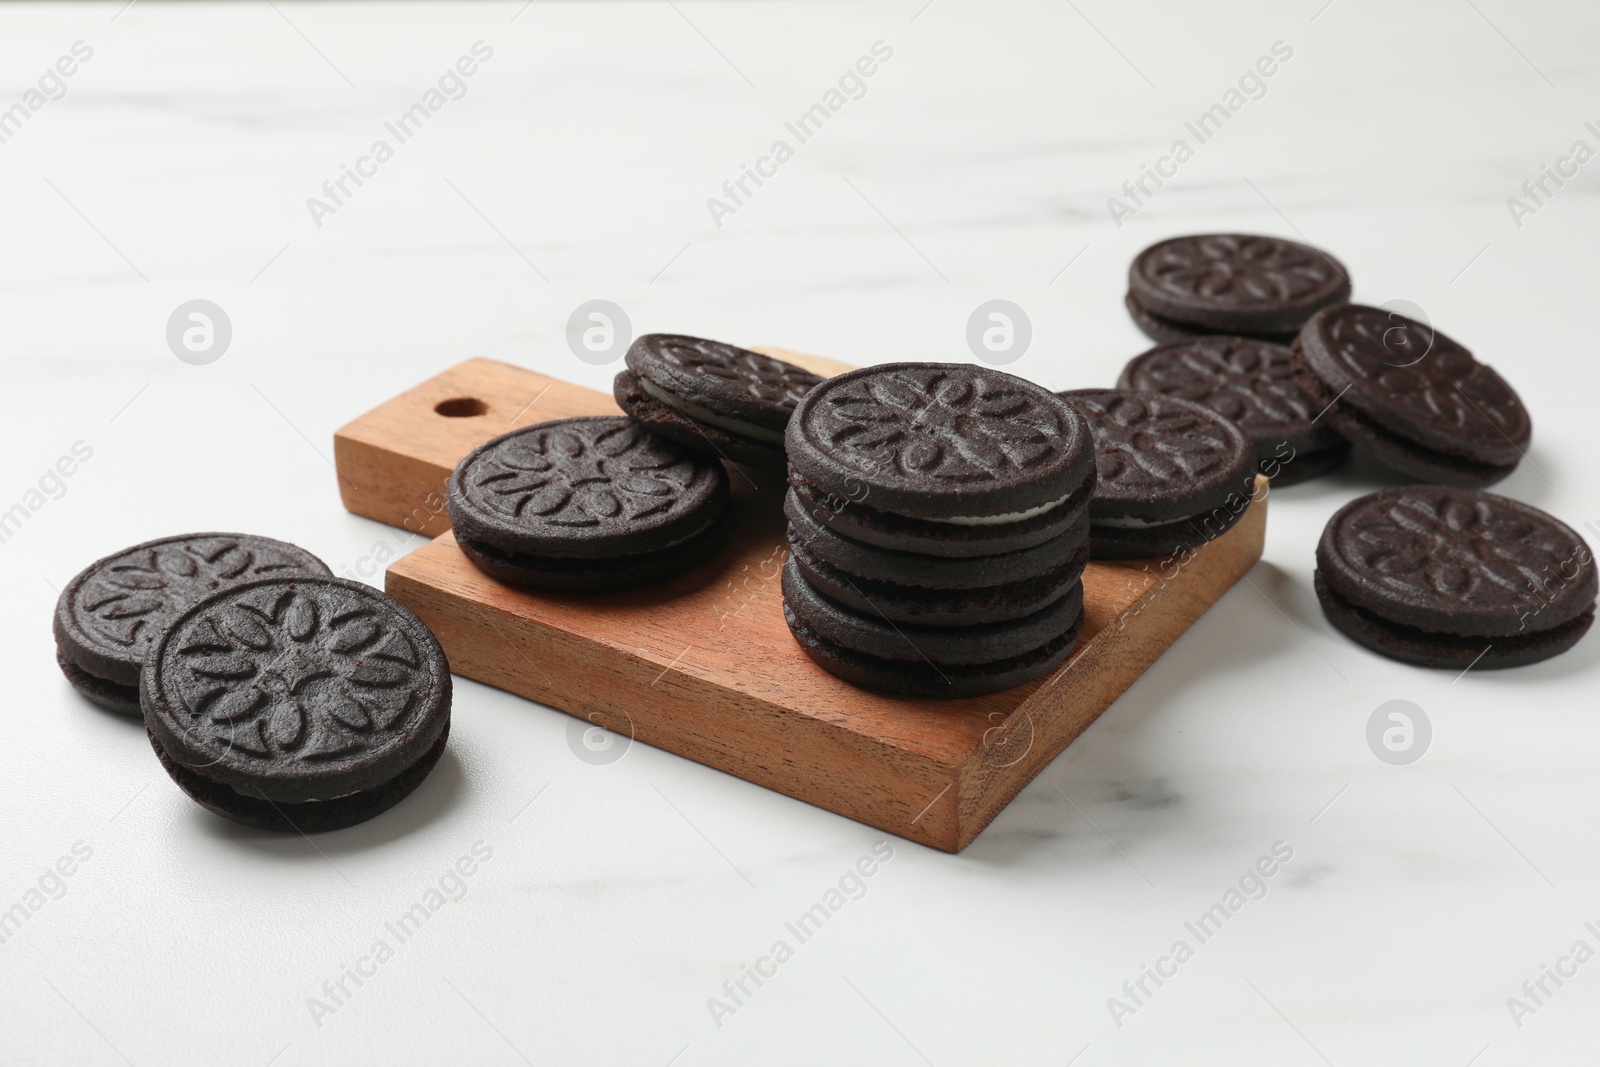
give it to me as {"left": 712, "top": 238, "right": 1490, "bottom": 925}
{"left": 4, "top": 1, "right": 1599, "bottom": 1063}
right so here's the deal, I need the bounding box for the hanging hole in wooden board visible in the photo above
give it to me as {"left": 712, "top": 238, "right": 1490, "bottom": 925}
{"left": 435, "top": 397, "right": 488, "bottom": 418}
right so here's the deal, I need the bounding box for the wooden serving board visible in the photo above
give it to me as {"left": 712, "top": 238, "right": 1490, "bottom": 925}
{"left": 334, "top": 354, "right": 1266, "bottom": 852}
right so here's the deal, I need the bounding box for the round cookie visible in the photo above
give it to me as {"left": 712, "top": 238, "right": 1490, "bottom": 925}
{"left": 782, "top": 558, "right": 1084, "bottom": 698}
{"left": 615, "top": 334, "right": 823, "bottom": 473}
{"left": 1294, "top": 305, "right": 1530, "bottom": 488}
{"left": 790, "top": 527, "right": 1090, "bottom": 626}
{"left": 1129, "top": 233, "right": 1351, "bottom": 334}
{"left": 786, "top": 363, "right": 1096, "bottom": 558}
{"left": 142, "top": 577, "right": 452, "bottom": 831}
{"left": 1315, "top": 573, "right": 1592, "bottom": 670}
{"left": 54, "top": 533, "right": 331, "bottom": 716}
{"left": 1058, "top": 388, "right": 1259, "bottom": 558}
{"left": 456, "top": 507, "right": 734, "bottom": 593}
{"left": 784, "top": 487, "right": 1088, "bottom": 592}
{"left": 615, "top": 371, "right": 778, "bottom": 473}
{"left": 447, "top": 416, "right": 729, "bottom": 592}
{"left": 1124, "top": 291, "right": 1298, "bottom": 347}
{"left": 1118, "top": 336, "right": 1349, "bottom": 485}
{"left": 1315, "top": 487, "right": 1596, "bottom": 669}
{"left": 56, "top": 649, "right": 141, "bottom": 716}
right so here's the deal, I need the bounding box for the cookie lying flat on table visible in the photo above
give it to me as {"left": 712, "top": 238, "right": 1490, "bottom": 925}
{"left": 1293, "top": 304, "right": 1530, "bottom": 487}
{"left": 54, "top": 533, "right": 331, "bottom": 715}
{"left": 142, "top": 577, "right": 451, "bottom": 832}
{"left": 1118, "top": 336, "right": 1349, "bottom": 486}
{"left": 447, "top": 416, "right": 730, "bottom": 592}
{"left": 1058, "top": 389, "right": 1258, "bottom": 559}
{"left": 781, "top": 558, "right": 1084, "bottom": 699}
{"left": 1126, "top": 233, "right": 1350, "bottom": 342}
{"left": 1315, "top": 487, "right": 1596, "bottom": 669}
{"left": 614, "top": 333, "right": 823, "bottom": 473}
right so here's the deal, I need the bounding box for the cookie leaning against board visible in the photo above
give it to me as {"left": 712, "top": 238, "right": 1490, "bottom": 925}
{"left": 1057, "top": 388, "right": 1259, "bottom": 560}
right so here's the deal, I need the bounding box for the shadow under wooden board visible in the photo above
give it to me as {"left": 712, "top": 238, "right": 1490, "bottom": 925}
{"left": 334, "top": 352, "right": 1267, "bottom": 852}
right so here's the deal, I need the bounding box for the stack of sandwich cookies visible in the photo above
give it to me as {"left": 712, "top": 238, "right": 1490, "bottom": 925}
{"left": 1293, "top": 304, "right": 1530, "bottom": 487}
{"left": 447, "top": 416, "right": 730, "bottom": 592}
{"left": 1059, "top": 389, "right": 1258, "bottom": 559}
{"left": 785, "top": 495, "right": 1089, "bottom": 626}
{"left": 614, "top": 333, "right": 823, "bottom": 473}
{"left": 1126, "top": 234, "right": 1350, "bottom": 345}
{"left": 1119, "top": 336, "right": 1349, "bottom": 486}
{"left": 142, "top": 577, "right": 451, "bottom": 831}
{"left": 782, "top": 363, "right": 1096, "bottom": 698}
{"left": 53, "top": 533, "right": 331, "bottom": 715}
{"left": 1315, "top": 487, "right": 1595, "bottom": 669}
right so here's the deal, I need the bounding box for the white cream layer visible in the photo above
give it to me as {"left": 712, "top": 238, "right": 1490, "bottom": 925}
{"left": 1093, "top": 515, "right": 1176, "bottom": 529}
{"left": 640, "top": 377, "right": 785, "bottom": 443}
{"left": 923, "top": 488, "right": 1077, "bottom": 527}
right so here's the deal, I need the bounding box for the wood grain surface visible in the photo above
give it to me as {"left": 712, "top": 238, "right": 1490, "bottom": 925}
{"left": 336, "top": 355, "right": 1267, "bottom": 851}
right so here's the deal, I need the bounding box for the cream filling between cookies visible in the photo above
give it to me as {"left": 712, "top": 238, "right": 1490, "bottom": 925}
{"left": 1093, "top": 514, "right": 1176, "bottom": 529}
{"left": 639, "top": 377, "right": 785, "bottom": 444}
{"left": 923, "top": 488, "right": 1077, "bottom": 527}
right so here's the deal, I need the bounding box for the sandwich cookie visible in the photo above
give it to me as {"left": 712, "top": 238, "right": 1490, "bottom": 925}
{"left": 1119, "top": 336, "right": 1349, "bottom": 486}
{"left": 1127, "top": 233, "right": 1350, "bottom": 342}
{"left": 781, "top": 558, "right": 1084, "bottom": 698}
{"left": 1124, "top": 292, "right": 1298, "bottom": 347}
{"left": 142, "top": 577, "right": 451, "bottom": 832}
{"left": 447, "top": 416, "right": 730, "bottom": 592}
{"left": 1315, "top": 487, "right": 1595, "bottom": 669}
{"left": 1059, "top": 389, "right": 1258, "bottom": 559}
{"left": 614, "top": 333, "right": 823, "bottom": 473}
{"left": 1293, "top": 304, "right": 1530, "bottom": 487}
{"left": 785, "top": 488, "right": 1090, "bottom": 625}
{"left": 786, "top": 363, "right": 1096, "bottom": 558}
{"left": 54, "top": 533, "right": 331, "bottom": 716}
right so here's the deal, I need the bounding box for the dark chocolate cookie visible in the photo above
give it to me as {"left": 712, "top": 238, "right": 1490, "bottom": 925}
{"left": 790, "top": 524, "right": 1089, "bottom": 626}
{"left": 1315, "top": 573, "right": 1592, "bottom": 671}
{"left": 1316, "top": 487, "right": 1596, "bottom": 642}
{"left": 1119, "top": 337, "right": 1342, "bottom": 453}
{"left": 1295, "top": 305, "right": 1530, "bottom": 487}
{"left": 786, "top": 363, "right": 1095, "bottom": 556}
{"left": 456, "top": 505, "right": 733, "bottom": 593}
{"left": 616, "top": 334, "right": 822, "bottom": 473}
{"left": 56, "top": 649, "right": 141, "bottom": 716}
{"left": 1129, "top": 234, "right": 1351, "bottom": 333}
{"left": 1119, "top": 336, "right": 1347, "bottom": 485}
{"left": 54, "top": 533, "right": 331, "bottom": 716}
{"left": 142, "top": 577, "right": 452, "bottom": 831}
{"left": 1124, "top": 291, "right": 1298, "bottom": 347}
{"left": 782, "top": 559, "right": 1083, "bottom": 698}
{"left": 615, "top": 370, "right": 781, "bottom": 473}
{"left": 784, "top": 487, "right": 1088, "bottom": 591}
{"left": 447, "top": 416, "right": 729, "bottom": 591}
{"left": 1058, "top": 388, "right": 1258, "bottom": 557}
{"left": 788, "top": 478, "right": 1085, "bottom": 559}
